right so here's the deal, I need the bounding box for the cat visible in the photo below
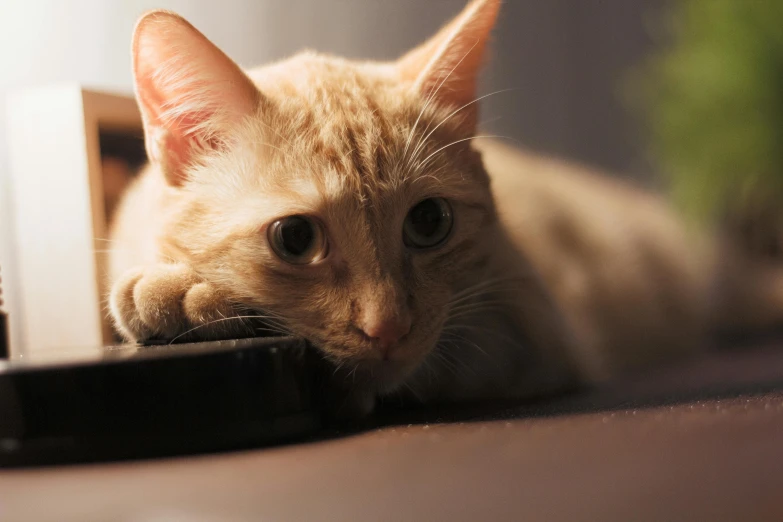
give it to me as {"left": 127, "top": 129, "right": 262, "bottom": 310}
{"left": 109, "top": 0, "right": 783, "bottom": 415}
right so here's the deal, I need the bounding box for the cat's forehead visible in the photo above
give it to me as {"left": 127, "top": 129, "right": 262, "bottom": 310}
{"left": 234, "top": 52, "right": 485, "bottom": 214}
{"left": 264, "top": 55, "right": 407, "bottom": 142}
{"left": 250, "top": 52, "right": 405, "bottom": 116}
{"left": 248, "top": 54, "right": 420, "bottom": 185}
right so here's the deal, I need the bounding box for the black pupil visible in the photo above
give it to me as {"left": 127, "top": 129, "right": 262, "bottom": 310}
{"left": 410, "top": 199, "right": 443, "bottom": 237}
{"left": 280, "top": 217, "right": 314, "bottom": 256}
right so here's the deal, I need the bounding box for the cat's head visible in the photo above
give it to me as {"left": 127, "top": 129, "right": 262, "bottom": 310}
{"left": 132, "top": 0, "right": 501, "bottom": 392}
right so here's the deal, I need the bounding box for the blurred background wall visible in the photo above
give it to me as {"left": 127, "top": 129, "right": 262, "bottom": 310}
{"left": 0, "top": 0, "right": 664, "bottom": 352}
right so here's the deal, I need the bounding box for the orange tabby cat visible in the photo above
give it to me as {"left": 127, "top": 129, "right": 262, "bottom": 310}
{"left": 109, "top": 0, "right": 783, "bottom": 414}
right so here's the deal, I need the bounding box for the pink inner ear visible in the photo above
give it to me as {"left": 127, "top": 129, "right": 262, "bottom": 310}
{"left": 132, "top": 10, "right": 261, "bottom": 186}
{"left": 398, "top": 0, "right": 500, "bottom": 112}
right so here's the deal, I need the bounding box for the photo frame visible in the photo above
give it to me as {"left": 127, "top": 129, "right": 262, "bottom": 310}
{"left": 6, "top": 86, "right": 145, "bottom": 354}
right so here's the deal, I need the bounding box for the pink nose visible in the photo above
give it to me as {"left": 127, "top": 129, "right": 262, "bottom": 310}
{"left": 360, "top": 316, "right": 411, "bottom": 352}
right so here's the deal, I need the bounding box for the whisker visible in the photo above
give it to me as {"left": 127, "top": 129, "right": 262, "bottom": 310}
{"left": 438, "top": 342, "right": 481, "bottom": 379}
{"left": 445, "top": 306, "right": 510, "bottom": 323}
{"left": 400, "top": 39, "right": 481, "bottom": 168}
{"left": 401, "top": 380, "right": 424, "bottom": 402}
{"left": 447, "top": 287, "right": 513, "bottom": 311}
{"left": 448, "top": 296, "right": 508, "bottom": 314}
{"left": 347, "top": 364, "right": 359, "bottom": 383}
{"left": 448, "top": 286, "right": 510, "bottom": 308}
{"left": 417, "top": 135, "right": 506, "bottom": 172}
{"left": 166, "top": 314, "right": 291, "bottom": 345}
{"left": 430, "top": 344, "right": 470, "bottom": 380}
{"left": 332, "top": 360, "right": 346, "bottom": 377}
{"left": 476, "top": 115, "right": 503, "bottom": 129}
{"left": 422, "top": 355, "right": 437, "bottom": 387}
{"left": 442, "top": 324, "right": 522, "bottom": 353}
{"left": 449, "top": 275, "right": 521, "bottom": 300}
{"left": 258, "top": 120, "right": 292, "bottom": 147}
{"left": 448, "top": 295, "right": 511, "bottom": 310}
{"left": 438, "top": 332, "right": 501, "bottom": 374}
{"left": 408, "top": 89, "right": 514, "bottom": 166}
{"left": 453, "top": 275, "right": 512, "bottom": 290}
{"left": 407, "top": 165, "right": 451, "bottom": 187}
{"left": 253, "top": 142, "right": 285, "bottom": 154}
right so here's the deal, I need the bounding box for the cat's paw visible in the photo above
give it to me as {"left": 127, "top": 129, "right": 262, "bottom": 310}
{"left": 109, "top": 263, "right": 240, "bottom": 343}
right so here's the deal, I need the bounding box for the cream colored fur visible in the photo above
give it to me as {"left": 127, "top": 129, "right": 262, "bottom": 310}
{"left": 108, "top": 0, "right": 783, "bottom": 413}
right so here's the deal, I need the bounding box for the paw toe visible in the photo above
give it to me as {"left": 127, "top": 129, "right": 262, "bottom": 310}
{"left": 109, "top": 267, "right": 149, "bottom": 341}
{"left": 133, "top": 264, "right": 200, "bottom": 338}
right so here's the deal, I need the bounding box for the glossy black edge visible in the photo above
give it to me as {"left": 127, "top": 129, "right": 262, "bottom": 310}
{"left": 0, "top": 336, "right": 330, "bottom": 467}
{"left": 0, "top": 336, "right": 302, "bottom": 373}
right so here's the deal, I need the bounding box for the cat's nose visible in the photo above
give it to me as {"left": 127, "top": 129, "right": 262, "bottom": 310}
{"left": 360, "top": 314, "right": 411, "bottom": 355}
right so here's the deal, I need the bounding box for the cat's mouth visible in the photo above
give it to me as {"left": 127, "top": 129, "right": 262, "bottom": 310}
{"left": 309, "top": 319, "right": 446, "bottom": 393}
{"left": 336, "top": 357, "right": 415, "bottom": 393}
{"left": 326, "top": 340, "right": 437, "bottom": 394}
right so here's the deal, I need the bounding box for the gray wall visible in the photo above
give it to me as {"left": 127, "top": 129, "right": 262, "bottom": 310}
{"left": 238, "top": 0, "right": 664, "bottom": 177}
{"left": 487, "top": 0, "right": 664, "bottom": 180}
{"left": 0, "top": 0, "right": 664, "bottom": 352}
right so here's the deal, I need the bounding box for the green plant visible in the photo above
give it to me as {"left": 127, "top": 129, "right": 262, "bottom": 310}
{"left": 633, "top": 0, "right": 783, "bottom": 222}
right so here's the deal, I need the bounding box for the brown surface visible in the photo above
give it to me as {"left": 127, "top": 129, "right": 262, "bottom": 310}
{"left": 3, "top": 345, "right": 783, "bottom": 521}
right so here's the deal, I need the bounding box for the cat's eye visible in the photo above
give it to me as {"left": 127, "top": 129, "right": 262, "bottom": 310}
{"left": 268, "top": 215, "right": 328, "bottom": 265}
{"left": 403, "top": 197, "right": 454, "bottom": 249}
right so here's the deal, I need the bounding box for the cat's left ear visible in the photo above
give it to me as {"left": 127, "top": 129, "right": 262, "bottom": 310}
{"left": 132, "top": 10, "right": 262, "bottom": 186}
{"left": 397, "top": 0, "right": 501, "bottom": 130}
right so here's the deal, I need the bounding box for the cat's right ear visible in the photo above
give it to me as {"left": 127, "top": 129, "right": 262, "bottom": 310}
{"left": 132, "top": 11, "right": 261, "bottom": 186}
{"left": 396, "top": 0, "right": 500, "bottom": 132}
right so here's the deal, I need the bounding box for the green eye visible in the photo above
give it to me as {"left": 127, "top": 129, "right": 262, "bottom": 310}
{"left": 403, "top": 197, "right": 453, "bottom": 249}
{"left": 268, "top": 215, "right": 328, "bottom": 264}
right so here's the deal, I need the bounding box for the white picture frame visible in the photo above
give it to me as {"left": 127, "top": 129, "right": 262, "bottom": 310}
{"left": 6, "top": 85, "right": 144, "bottom": 354}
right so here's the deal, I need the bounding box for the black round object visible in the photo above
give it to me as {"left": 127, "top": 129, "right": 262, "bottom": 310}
{"left": 279, "top": 216, "right": 314, "bottom": 255}
{"left": 0, "top": 337, "right": 329, "bottom": 467}
{"left": 268, "top": 215, "right": 328, "bottom": 264}
{"left": 403, "top": 198, "right": 453, "bottom": 249}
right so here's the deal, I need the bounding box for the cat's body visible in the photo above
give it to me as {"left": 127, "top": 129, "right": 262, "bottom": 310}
{"left": 483, "top": 140, "right": 715, "bottom": 381}
{"left": 109, "top": 0, "right": 783, "bottom": 414}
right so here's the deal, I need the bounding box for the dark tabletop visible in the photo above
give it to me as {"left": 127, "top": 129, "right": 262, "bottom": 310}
{"left": 2, "top": 341, "right": 783, "bottom": 521}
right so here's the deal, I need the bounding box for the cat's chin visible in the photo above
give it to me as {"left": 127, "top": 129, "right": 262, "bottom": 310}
{"left": 338, "top": 357, "right": 418, "bottom": 395}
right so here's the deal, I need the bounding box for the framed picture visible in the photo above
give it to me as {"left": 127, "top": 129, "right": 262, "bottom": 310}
{"left": 6, "top": 86, "right": 146, "bottom": 355}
